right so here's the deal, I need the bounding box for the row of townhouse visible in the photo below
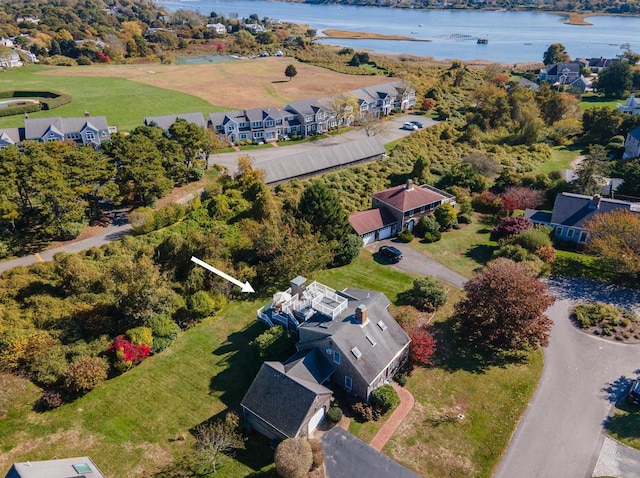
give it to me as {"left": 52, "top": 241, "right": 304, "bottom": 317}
{"left": 207, "top": 80, "right": 415, "bottom": 144}
{"left": 0, "top": 113, "right": 114, "bottom": 150}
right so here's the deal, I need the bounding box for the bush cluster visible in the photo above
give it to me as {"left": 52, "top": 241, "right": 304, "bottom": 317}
{"left": 369, "top": 384, "right": 400, "bottom": 414}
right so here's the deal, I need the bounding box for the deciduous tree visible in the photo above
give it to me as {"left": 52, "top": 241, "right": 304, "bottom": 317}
{"left": 275, "top": 438, "right": 313, "bottom": 478}
{"left": 543, "top": 43, "right": 570, "bottom": 65}
{"left": 408, "top": 328, "right": 436, "bottom": 366}
{"left": 500, "top": 186, "right": 545, "bottom": 214}
{"left": 195, "top": 412, "right": 246, "bottom": 474}
{"left": 585, "top": 209, "right": 640, "bottom": 278}
{"left": 285, "top": 64, "right": 297, "bottom": 81}
{"left": 596, "top": 61, "right": 633, "bottom": 98}
{"left": 455, "top": 259, "right": 555, "bottom": 351}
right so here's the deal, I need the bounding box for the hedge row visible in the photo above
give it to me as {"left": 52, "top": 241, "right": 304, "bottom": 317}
{"left": 0, "top": 90, "right": 72, "bottom": 115}
{"left": 0, "top": 102, "right": 41, "bottom": 117}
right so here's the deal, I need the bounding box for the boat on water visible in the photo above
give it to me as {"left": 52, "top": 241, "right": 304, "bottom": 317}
{"left": 621, "top": 42, "right": 631, "bottom": 49}
{"left": 418, "top": 24, "right": 424, "bottom": 27}
{"left": 477, "top": 38, "right": 488, "bottom": 44}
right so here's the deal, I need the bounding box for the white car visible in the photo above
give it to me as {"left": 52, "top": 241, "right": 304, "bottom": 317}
{"left": 402, "top": 122, "right": 419, "bottom": 131}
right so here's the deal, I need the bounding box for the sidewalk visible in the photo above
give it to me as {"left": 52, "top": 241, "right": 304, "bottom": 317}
{"left": 369, "top": 382, "right": 415, "bottom": 451}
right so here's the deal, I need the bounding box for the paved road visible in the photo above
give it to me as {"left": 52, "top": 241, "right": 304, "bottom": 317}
{"left": 207, "top": 113, "right": 436, "bottom": 173}
{"left": 495, "top": 277, "right": 640, "bottom": 478}
{"left": 366, "top": 241, "right": 640, "bottom": 478}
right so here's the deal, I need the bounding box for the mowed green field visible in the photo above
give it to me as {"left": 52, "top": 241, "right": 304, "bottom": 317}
{"left": 0, "top": 65, "right": 224, "bottom": 132}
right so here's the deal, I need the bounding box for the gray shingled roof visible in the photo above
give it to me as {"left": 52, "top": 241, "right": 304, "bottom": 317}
{"left": 259, "top": 136, "right": 386, "bottom": 184}
{"left": 0, "top": 127, "right": 22, "bottom": 145}
{"left": 298, "top": 289, "right": 410, "bottom": 386}
{"left": 144, "top": 113, "right": 206, "bottom": 130}
{"left": 284, "top": 99, "right": 325, "bottom": 116}
{"left": 550, "top": 192, "right": 638, "bottom": 227}
{"left": 241, "top": 360, "right": 332, "bottom": 438}
{"left": 628, "top": 126, "right": 640, "bottom": 142}
{"left": 24, "top": 116, "right": 108, "bottom": 140}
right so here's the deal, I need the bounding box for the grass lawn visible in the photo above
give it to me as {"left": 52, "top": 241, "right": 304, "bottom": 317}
{"left": 607, "top": 402, "right": 640, "bottom": 451}
{"left": 411, "top": 216, "right": 497, "bottom": 279}
{"left": 531, "top": 144, "right": 582, "bottom": 175}
{"left": 0, "top": 65, "right": 220, "bottom": 132}
{"left": 579, "top": 92, "right": 622, "bottom": 111}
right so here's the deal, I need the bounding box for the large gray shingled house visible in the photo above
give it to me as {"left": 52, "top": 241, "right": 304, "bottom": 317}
{"left": 243, "top": 277, "right": 410, "bottom": 440}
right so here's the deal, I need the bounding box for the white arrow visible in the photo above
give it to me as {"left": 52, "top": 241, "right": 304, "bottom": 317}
{"left": 190, "top": 256, "right": 255, "bottom": 293}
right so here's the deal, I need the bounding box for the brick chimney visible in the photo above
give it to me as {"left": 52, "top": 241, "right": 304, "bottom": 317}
{"left": 355, "top": 304, "right": 368, "bottom": 324}
{"left": 84, "top": 110, "right": 90, "bottom": 117}
{"left": 405, "top": 179, "right": 414, "bottom": 191}
{"left": 589, "top": 194, "right": 601, "bottom": 209}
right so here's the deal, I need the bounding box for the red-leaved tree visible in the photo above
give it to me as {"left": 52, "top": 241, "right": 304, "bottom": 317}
{"left": 500, "top": 187, "right": 545, "bottom": 215}
{"left": 455, "top": 259, "right": 555, "bottom": 351}
{"left": 409, "top": 328, "right": 436, "bottom": 367}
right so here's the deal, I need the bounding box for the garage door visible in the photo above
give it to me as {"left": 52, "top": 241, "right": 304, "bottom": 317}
{"left": 362, "top": 232, "right": 375, "bottom": 245}
{"left": 308, "top": 406, "right": 326, "bottom": 435}
{"left": 378, "top": 226, "right": 392, "bottom": 240}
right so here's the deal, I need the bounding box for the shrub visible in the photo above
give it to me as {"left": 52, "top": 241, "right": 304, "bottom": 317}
{"left": 370, "top": 384, "right": 400, "bottom": 414}
{"left": 187, "top": 290, "right": 218, "bottom": 321}
{"left": 434, "top": 202, "right": 458, "bottom": 230}
{"left": 274, "top": 438, "right": 313, "bottom": 478}
{"left": 505, "top": 226, "right": 552, "bottom": 253}
{"left": 154, "top": 203, "right": 186, "bottom": 229}
{"left": 351, "top": 401, "right": 377, "bottom": 421}
{"left": 491, "top": 216, "right": 533, "bottom": 241}
{"left": 414, "top": 214, "right": 440, "bottom": 237}
{"left": 492, "top": 244, "right": 532, "bottom": 263}
{"left": 28, "top": 346, "right": 68, "bottom": 387}
{"left": 126, "top": 326, "right": 153, "bottom": 347}
{"left": 423, "top": 231, "right": 442, "bottom": 243}
{"left": 395, "top": 372, "right": 408, "bottom": 386}
{"left": 107, "top": 335, "right": 151, "bottom": 372}
{"left": 390, "top": 305, "right": 422, "bottom": 329}
{"left": 535, "top": 245, "right": 556, "bottom": 263}
{"left": 404, "top": 277, "right": 447, "bottom": 312}
{"left": 63, "top": 355, "right": 109, "bottom": 394}
{"left": 457, "top": 212, "right": 472, "bottom": 224}
{"left": 38, "top": 389, "right": 64, "bottom": 410}
{"left": 145, "top": 314, "right": 180, "bottom": 353}
{"left": 472, "top": 191, "right": 503, "bottom": 214}
{"left": 327, "top": 405, "right": 343, "bottom": 423}
{"left": 250, "top": 325, "right": 295, "bottom": 361}
{"left": 397, "top": 229, "right": 414, "bottom": 242}
{"left": 129, "top": 207, "right": 156, "bottom": 235}
{"left": 409, "top": 328, "right": 437, "bottom": 366}
{"left": 58, "top": 221, "right": 85, "bottom": 240}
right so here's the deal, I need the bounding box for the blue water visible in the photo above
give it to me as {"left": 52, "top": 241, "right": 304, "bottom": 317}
{"left": 159, "top": 0, "right": 640, "bottom": 63}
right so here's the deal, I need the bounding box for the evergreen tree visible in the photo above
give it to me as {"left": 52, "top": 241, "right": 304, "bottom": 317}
{"left": 297, "top": 181, "right": 351, "bottom": 241}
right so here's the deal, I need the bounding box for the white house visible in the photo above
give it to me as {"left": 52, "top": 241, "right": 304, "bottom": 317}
{"left": 623, "top": 126, "right": 640, "bottom": 159}
{"left": 206, "top": 23, "right": 227, "bottom": 35}
{"left": 617, "top": 93, "right": 640, "bottom": 116}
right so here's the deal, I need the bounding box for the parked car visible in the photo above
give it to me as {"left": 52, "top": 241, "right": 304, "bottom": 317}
{"left": 379, "top": 245, "right": 403, "bottom": 263}
{"left": 402, "top": 122, "right": 418, "bottom": 131}
{"left": 628, "top": 379, "right": 640, "bottom": 405}
{"left": 411, "top": 120, "right": 424, "bottom": 128}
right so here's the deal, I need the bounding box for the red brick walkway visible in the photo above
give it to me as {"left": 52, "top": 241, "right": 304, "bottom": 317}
{"left": 369, "top": 382, "right": 415, "bottom": 451}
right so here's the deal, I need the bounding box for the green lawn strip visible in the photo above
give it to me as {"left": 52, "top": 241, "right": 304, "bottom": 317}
{"left": 531, "top": 145, "right": 581, "bottom": 175}
{"left": 551, "top": 249, "right": 616, "bottom": 282}
{"left": 579, "top": 93, "right": 621, "bottom": 111}
{"left": 607, "top": 404, "right": 640, "bottom": 450}
{"left": 385, "top": 349, "right": 543, "bottom": 478}
{"left": 411, "top": 218, "right": 497, "bottom": 279}
{"left": 0, "top": 65, "right": 223, "bottom": 132}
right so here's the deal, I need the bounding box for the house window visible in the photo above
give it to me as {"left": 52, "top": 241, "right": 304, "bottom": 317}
{"left": 409, "top": 209, "right": 415, "bottom": 216}
{"left": 333, "top": 351, "right": 341, "bottom": 365}
{"left": 216, "top": 125, "right": 223, "bottom": 131}
{"left": 579, "top": 231, "right": 588, "bottom": 242}
{"left": 556, "top": 227, "right": 563, "bottom": 236}
{"left": 567, "top": 229, "right": 574, "bottom": 238}
{"left": 304, "top": 115, "right": 313, "bottom": 123}
{"left": 239, "top": 133, "right": 248, "bottom": 140}
{"left": 420, "top": 206, "right": 426, "bottom": 213}
{"left": 265, "top": 120, "right": 274, "bottom": 127}
{"left": 345, "top": 376, "right": 352, "bottom": 391}
{"left": 85, "top": 131, "right": 95, "bottom": 141}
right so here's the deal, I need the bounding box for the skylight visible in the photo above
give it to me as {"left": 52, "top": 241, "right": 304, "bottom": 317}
{"left": 351, "top": 347, "right": 362, "bottom": 359}
{"left": 377, "top": 320, "right": 387, "bottom": 331}
{"left": 366, "top": 335, "right": 376, "bottom": 346}
{"left": 73, "top": 463, "right": 93, "bottom": 474}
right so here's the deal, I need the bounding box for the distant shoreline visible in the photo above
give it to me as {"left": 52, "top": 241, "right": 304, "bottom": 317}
{"left": 319, "top": 29, "right": 431, "bottom": 42}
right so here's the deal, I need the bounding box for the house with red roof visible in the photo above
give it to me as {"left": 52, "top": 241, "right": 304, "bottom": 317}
{"left": 348, "top": 179, "right": 455, "bottom": 244}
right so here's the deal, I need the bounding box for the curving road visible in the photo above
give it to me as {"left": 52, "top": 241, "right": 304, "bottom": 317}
{"left": 369, "top": 240, "right": 640, "bottom": 478}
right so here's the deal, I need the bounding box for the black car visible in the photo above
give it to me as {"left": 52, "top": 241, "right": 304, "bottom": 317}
{"left": 628, "top": 379, "right": 640, "bottom": 405}
{"left": 411, "top": 120, "right": 424, "bottom": 129}
{"left": 379, "top": 245, "right": 403, "bottom": 263}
